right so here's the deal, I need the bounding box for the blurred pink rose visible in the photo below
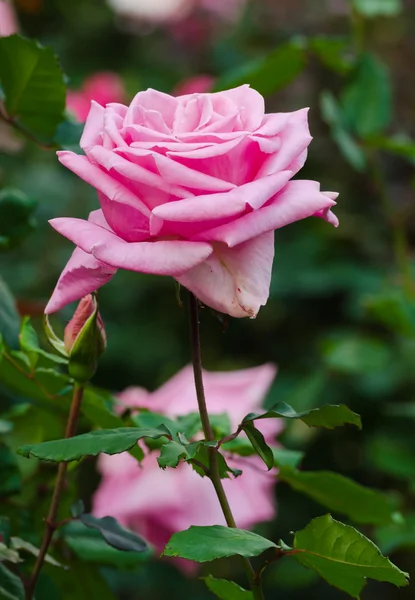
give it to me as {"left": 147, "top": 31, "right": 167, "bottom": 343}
{"left": 46, "top": 85, "right": 338, "bottom": 317}
{"left": 0, "top": 1, "right": 18, "bottom": 36}
{"left": 107, "top": 0, "right": 245, "bottom": 23}
{"left": 93, "top": 363, "right": 280, "bottom": 562}
{"left": 107, "top": 0, "right": 192, "bottom": 23}
{"left": 173, "top": 75, "right": 214, "bottom": 96}
{"left": 66, "top": 72, "right": 126, "bottom": 122}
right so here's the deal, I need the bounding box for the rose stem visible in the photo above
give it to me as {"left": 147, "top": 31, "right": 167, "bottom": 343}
{"left": 25, "top": 382, "right": 85, "bottom": 600}
{"left": 188, "top": 293, "right": 264, "bottom": 600}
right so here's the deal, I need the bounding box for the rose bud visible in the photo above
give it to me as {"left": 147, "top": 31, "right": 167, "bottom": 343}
{"left": 45, "top": 294, "right": 106, "bottom": 383}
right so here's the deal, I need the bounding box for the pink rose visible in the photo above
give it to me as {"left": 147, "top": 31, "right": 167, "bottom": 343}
{"left": 46, "top": 85, "right": 338, "bottom": 317}
{"left": 0, "top": 1, "right": 19, "bottom": 37}
{"left": 67, "top": 72, "right": 126, "bottom": 123}
{"left": 92, "top": 364, "right": 280, "bottom": 562}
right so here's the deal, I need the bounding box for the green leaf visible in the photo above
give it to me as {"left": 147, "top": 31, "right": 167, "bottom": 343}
{"left": 341, "top": 54, "right": 392, "bottom": 138}
{"left": 366, "top": 435, "right": 415, "bottom": 482}
{"left": 215, "top": 40, "right": 306, "bottom": 96}
{"left": 320, "top": 91, "right": 366, "bottom": 171}
{"left": 0, "top": 564, "right": 24, "bottom": 600}
{"left": 157, "top": 440, "right": 189, "bottom": 469}
{"left": 293, "top": 515, "right": 409, "bottom": 598}
{"left": 203, "top": 575, "right": 253, "bottom": 599}
{"left": 223, "top": 438, "right": 304, "bottom": 469}
{"left": 241, "top": 422, "right": 274, "bottom": 470}
{"left": 10, "top": 538, "right": 63, "bottom": 568}
{"left": 63, "top": 521, "right": 151, "bottom": 568}
{"left": 352, "top": 0, "right": 402, "bottom": 17}
{"left": 0, "top": 189, "right": 36, "bottom": 250}
{"left": 19, "top": 317, "right": 67, "bottom": 367}
{"left": 78, "top": 515, "right": 147, "bottom": 553}
{"left": 0, "top": 544, "right": 21, "bottom": 565}
{"left": 17, "top": 427, "right": 170, "bottom": 462}
{"left": 163, "top": 525, "right": 278, "bottom": 562}
{"left": 0, "top": 421, "right": 13, "bottom": 435}
{"left": 0, "top": 35, "right": 65, "bottom": 142}
{"left": 280, "top": 468, "right": 397, "bottom": 525}
{"left": 243, "top": 402, "right": 362, "bottom": 430}
{"left": 0, "top": 279, "right": 19, "bottom": 350}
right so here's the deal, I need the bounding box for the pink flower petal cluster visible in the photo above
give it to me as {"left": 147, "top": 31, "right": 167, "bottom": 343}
{"left": 66, "top": 72, "right": 126, "bottom": 123}
{"left": 106, "top": 0, "right": 246, "bottom": 24}
{"left": 92, "top": 363, "right": 280, "bottom": 561}
{"left": 0, "top": 0, "right": 18, "bottom": 37}
{"left": 46, "top": 85, "right": 338, "bottom": 318}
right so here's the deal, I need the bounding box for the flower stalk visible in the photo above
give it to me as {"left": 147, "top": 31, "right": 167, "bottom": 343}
{"left": 188, "top": 293, "right": 264, "bottom": 600}
{"left": 25, "top": 382, "right": 85, "bottom": 600}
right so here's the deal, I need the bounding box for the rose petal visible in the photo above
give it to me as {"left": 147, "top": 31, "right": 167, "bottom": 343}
{"left": 152, "top": 170, "right": 292, "bottom": 222}
{"left": 176, "top": 232, "right": 274, "bottom": 318}
{"left": 256, "top": 108, "right": 311, "bottom": 178}
{"left": 193, "top": 180, "right": 337, "bottom": 247}
{"left": 58, "top": 151, "right": 151, "bottom": 216}
{"left": 153, "top": 153, "right": 237, "bottom": 192}
{"left": 45, "top": 210, "right": 117, "bottom": 314}
{"left": 49, "top": 217, "right": 213, "bottom": 276}
{"left": 80, "top": 101, "right": 105, "bottom": 150}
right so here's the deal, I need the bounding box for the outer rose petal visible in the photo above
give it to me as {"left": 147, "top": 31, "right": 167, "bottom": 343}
{"left": 49, "top": 217, "right": 213, "bottom": 276}
{"left": 193, "top": 180, "right": 338, "bottom": 247}
{"left": 45, "top": 211, "right": 117, "bottom": 314}
{"left": 177, "top": 231, "right": 274, "bottom": 318}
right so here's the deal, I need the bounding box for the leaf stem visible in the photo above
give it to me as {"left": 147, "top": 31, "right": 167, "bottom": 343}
{"left": 188, "top": 293, "right": 264, "bottom": 600}
{"left": 25, "top": 382, "right": 85, "bottom": 600}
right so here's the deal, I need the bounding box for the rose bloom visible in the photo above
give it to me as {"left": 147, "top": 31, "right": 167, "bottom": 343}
{"left": 46, "top": 85, "right": 338, "bottom": 318}
{"left": 107, "top": 0, "right": 192, "bottom": 23}
{"left": 93, "top": 363, "right": 280, "bottom": 561}
{"left": 67, "top": 72, "right": 126, "bottom": 123}
{"left": 0, "top": 0, "right": 18, "bottom": 37}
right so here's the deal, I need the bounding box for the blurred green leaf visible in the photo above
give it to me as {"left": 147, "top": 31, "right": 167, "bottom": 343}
{"left": 215, "top": 40, "right": 306, "bottom": 96}
{"left": 280, "top": 467, "right": 397, "bottom": 525}
{"left": 243, "top": 402, "right": 362, "bottom": 429}
{"left": 163, "top": 526, "right": 278, "bottom": 562}
{"left": 366, "top": 435, "right": 415, "bottom": 481}
{"left": 0, "top": 35, "right": 65, "bottom": 142}
{"left": 18, "top": 427, "right": 170, "bottom": 462}
{"left": 0, "top": 444, "right": 21, "bottom": 499}
{"left": 241, "top": 422, "right": 274, "bottom": 470}
{"left": 78, "top": 515, "right": 147, "bottom": 553}
{"left": 341, "top": 54, "right": 392, "bottom": 138}
{"left": 0, "top": 564, "right": 24, "bottom": 600}
{"left": 0, "top": 544, "right": 21, "bottom": 565}
{"left": 0, "top": 421, "right": 13, "bottom": 435}
{"left": 19, "top": 317, "right": 67, "bottom": 367}
{"left": 54, "top": 119, "right": 83, "bottom": 152}
{"left": 309, "top": 37, "right": 353, "bottom": 73}
{"left": 320, "top": 91, "right": 366, "bottom": 171}
{"left": 352, "top": 0, "right": 402, "bottom": 17}
{"left": 375, "top": 515, "right": 415, "bottom": 554}
{"left": 321, "top": 333, "right": 390, "bottom": 374}
{"left": 364, "top": 290, "right": 415, "bottom": 336}
{"left": 293, "top": 515, "right": 408, "bottom": 598}
{"left": 203, "top": 576, "right": 253, "bottom": 599}
{"left": 0, "top": 189, "right": 36, "bottom": 250}
{"left": 0, "top": 280, "right": 19, "bottom": 350}
{"left": 63, "top": 521, "right": 151, "bottom": 568}
{"left": 0, "top": 519, "right": 10, "bottom": 547}
{"left": 10, "top": 538, "right": 63, "bottom": 568}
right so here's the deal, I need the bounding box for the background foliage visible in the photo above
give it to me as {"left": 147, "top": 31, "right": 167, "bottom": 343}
{"left": 1, "top": 0, "right": 415, "bottom": 598}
